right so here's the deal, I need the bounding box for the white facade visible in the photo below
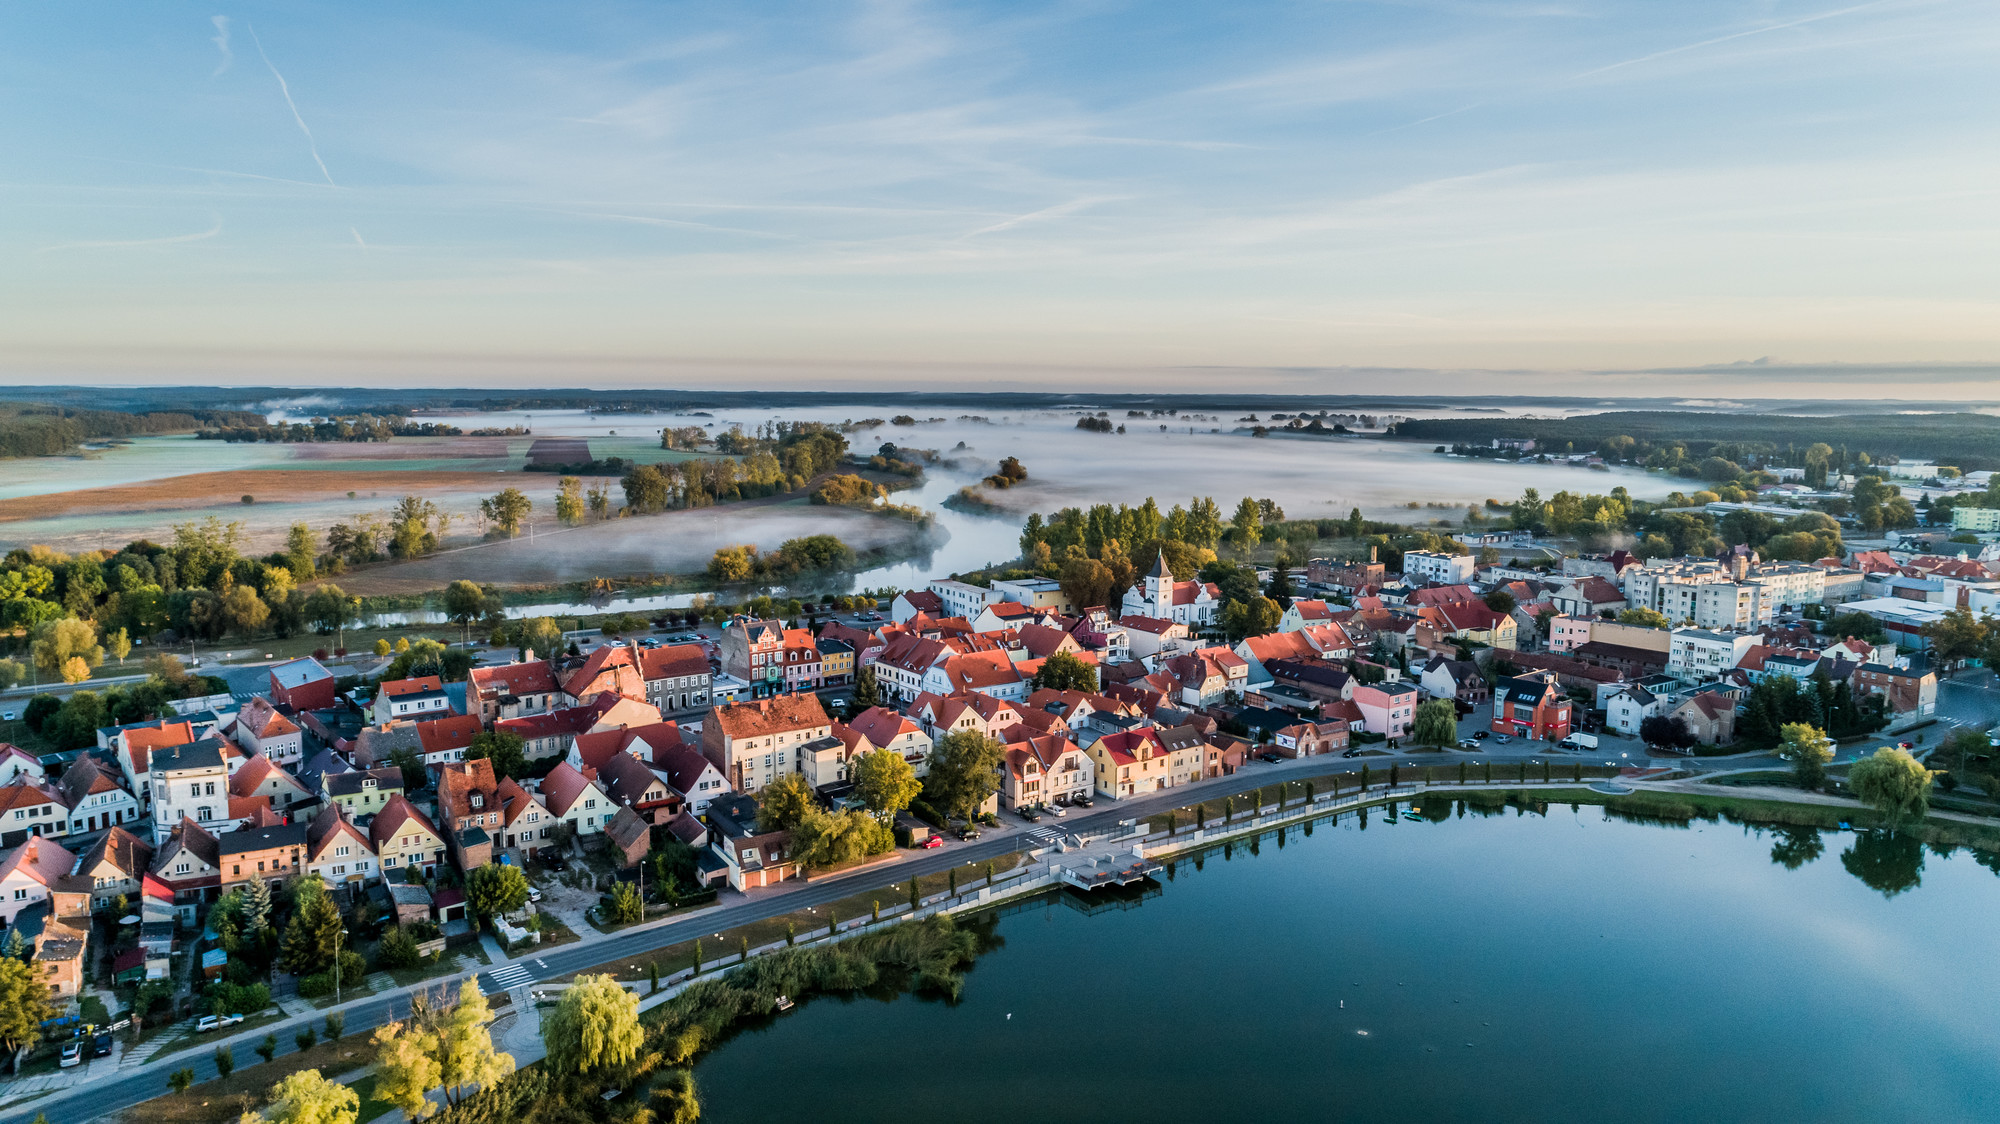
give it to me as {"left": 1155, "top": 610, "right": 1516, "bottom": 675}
{"left": 1403, "top": 550, "right": 1475, "bottom": 585}
{"left": 927, "top": 579, "right": 1003, "bottom": 621}
{"left": 1666, "top": 629, "right": 1759, "bottom": 685}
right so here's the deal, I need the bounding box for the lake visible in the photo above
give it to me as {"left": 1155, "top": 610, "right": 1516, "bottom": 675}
{"left": 693, "top": 804, "right": 2000, "bottom": 1123}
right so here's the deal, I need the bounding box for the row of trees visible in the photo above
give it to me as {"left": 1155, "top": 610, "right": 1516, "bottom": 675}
{"left": 704, "top": 535, "right": 857, "bottom": 585}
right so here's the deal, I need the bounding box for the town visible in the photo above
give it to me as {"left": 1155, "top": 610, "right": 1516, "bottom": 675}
{"left": 2, "top": 428, "right": 1997, "bottom": 1123}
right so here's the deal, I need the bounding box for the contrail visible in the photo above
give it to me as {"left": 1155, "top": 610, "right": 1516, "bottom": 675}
{"left": 1571, "top": 0, "right": 1896, "bottom": 81}
{"left": 351, "top": 227, "right": 367, "bottom": 248}
{"left": 248, "top": 23, "right": 335, "bottom": 186}
{"left": 210, "top": 15, "right": 232, "bottom": 76}
{"left": 42, "top": 219, "right": 224, "bottom": 252}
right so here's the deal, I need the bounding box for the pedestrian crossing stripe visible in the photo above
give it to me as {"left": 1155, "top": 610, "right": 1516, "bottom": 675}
{"left": 484, "top": 964, "right": 534, "bottom": 993}
{"left": 1026, "top": 828, "right": 1061, "bottom": 844}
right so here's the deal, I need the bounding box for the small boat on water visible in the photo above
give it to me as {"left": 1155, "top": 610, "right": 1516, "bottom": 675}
{"left": 774, "top": 995, "right": 794, "bottom": 1011}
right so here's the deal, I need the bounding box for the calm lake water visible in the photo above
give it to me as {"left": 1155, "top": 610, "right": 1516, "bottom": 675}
{"left": 694, "top": 805, "right": 2000, "bottom": 1123}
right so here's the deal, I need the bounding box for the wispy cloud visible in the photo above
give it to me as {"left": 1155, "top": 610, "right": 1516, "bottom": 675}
{"left": 210, "top": 15, "right": 232, "bottom": 77}
{"left": 350, "top": 227, "right": 367, "bottom": 248}
{"left": 964, "top": 196, "right": 1119, "bottom": 238}
{"left": 248, "top": 24, "right": 336, "bottom": 186}
{"left": 42, "top": 219, "right": 223, "bottom": 252}
{"left": 1570, "top": 0, "right": 1901, "bottom": 81}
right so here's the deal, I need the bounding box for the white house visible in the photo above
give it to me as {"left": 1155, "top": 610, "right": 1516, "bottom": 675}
{"left": 147, "top": 738, "right": 231, "bottom": 845}
{"left": 1605, "top": 683, "right": 1670, "bottom": 736}
{"left": 927, "top": 579, "right": 1004, "bottom": 621}
{"left": 538, "top": 762, "right": 611, "bottom": 837}
{"left": 1403, "top": 550, "right": 1475, "bottom": 585}
{"left": 227, "top": 697, "right": 304, "bottom": 766}
{"left": 373, "top": 676, "right": 454, "bottom": 724}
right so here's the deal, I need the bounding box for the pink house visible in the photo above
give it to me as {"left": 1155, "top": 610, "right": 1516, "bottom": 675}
{"left": 1352, "top": 680, "right": 1420, "bottom": 742}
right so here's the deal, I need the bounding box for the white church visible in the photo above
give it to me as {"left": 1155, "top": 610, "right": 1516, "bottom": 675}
{"left": 1121, "top": 552, "right": 1221, "bottom": 627}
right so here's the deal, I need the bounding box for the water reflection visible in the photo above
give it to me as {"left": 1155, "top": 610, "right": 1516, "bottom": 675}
{"left": 1768, "top": 825, "right": 1826, "bottom": 870}
{"left": 1840, "top": 830, "right": 1925, "bottom": 898}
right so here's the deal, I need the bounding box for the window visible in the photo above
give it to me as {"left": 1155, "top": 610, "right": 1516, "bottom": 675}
{"left": 205, "top": 782, "right": 216, "bottom": 796}
{"left": 383, "top": 855, "right": 397, "bottom": 867}
{"left": 175, "top": 862, "right": 189, "bottom": 874}
{"left": 335, "top": 845, "right": 350, "bottom": 857}
{"left": 11, "top": 888, "right": 24, "bottom": 900}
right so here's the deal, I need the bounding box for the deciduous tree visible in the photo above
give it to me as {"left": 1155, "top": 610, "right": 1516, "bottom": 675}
{"left": 1029, "top": 651, "right": 1097, "bottom": 693}
{"left": 435, "top": 978, "right": 514, "bottom": 1106}
{"left": 1411, "top": 699, "right": 1457, "bottom": 748}
{"left": 541, "top": 974, "right": 643, "bottom": 1075}
{"left": 371, "top": 1022, "right": 442, "bottom": 1121}
{"left": 0, "top": 956, "right": 53, "bottom": 1066}
{"left": 464, "top": 863, "right": 530, "bottom": 925}
{"left": 925, "top": 729, "right": 1003, "bottom": 823}
{"left": 1777, "top": 722, "right": 1833, "bottom": 790}
{"left": 850, "top": 749, "right": 921, "bottom": 818}
{"left": 1849, "top": 747, "right": 1935, "bottom": 827}
{"left": 241, "top": 1067, "right": 360, "bottom": 1124}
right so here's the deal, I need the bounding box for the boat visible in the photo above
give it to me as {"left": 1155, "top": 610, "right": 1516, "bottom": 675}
{"left": 774, "top": 995, "right": 794, "bottom": 1011}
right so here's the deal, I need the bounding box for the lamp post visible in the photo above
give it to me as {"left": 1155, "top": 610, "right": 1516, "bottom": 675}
{"left": 335, "top": 927, "right": 349, "bottom": 1004}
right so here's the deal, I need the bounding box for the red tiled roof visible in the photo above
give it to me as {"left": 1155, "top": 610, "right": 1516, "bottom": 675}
{"left": 415, "top": 714, "right": 483, "bottom": 757}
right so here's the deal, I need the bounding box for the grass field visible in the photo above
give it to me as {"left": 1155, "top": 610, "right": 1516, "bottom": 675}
{"left": 115, "top": 1034, "right": 379, "bottom": 1124}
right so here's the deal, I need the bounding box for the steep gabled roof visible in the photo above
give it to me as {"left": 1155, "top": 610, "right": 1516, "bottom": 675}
{"left": 436, "top": 758, "right": 501, "bottom": 824}
{"left": 468, "top": 659, "right": 557, "bottom": 699}
{"left": 306, "top": 804, "right": 373, "bottom": 864}
{"left": 496, "top": 777, "right": 546, "bottom": 827}
{"left": 369, "top": 795, "right": 442, "bottom": 848}
{"left": 655, "top": 745, "right": 722, "bottom": 797}
{"left": 55, "top": 755, "right": 125, "bottom": 809}
{"left": 0, "top": 835, "right": 76, "bottom": 889}
{"left": 415, "top": 713, "right": 483, "bottom": 758}
{"left": 597, "top": 752, "right": 669, "bottom": 808}
{"left": 538, "top": 761, "right": 602, "bottom": 817}
{"left": 379, "top": 675, "right": 448, "bottom": 700}
{"left": 81, "top": 825, "right": 152, "bottom": 880}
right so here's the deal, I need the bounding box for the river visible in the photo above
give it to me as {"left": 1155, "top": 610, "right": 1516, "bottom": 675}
{"left": 692, "top": 805, "right": 2000, "bottom": 1123}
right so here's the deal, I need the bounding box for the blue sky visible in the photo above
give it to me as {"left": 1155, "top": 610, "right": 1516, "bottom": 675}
{"left": 3, "top": 1, "right": 1997, "bottom": 394}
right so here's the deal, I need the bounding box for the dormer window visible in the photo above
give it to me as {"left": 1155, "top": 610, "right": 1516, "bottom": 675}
{"left": 470, "top": 794, "right": 484, "bottom": 809}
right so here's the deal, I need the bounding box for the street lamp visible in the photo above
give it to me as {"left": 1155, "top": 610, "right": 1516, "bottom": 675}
{"left": 335, "top": 927, "right": 349, "bottom": 1004}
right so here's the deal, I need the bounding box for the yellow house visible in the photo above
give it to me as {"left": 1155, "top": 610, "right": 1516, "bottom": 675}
{"left": 368, "top": 794, "right": 446, "bottom": 876}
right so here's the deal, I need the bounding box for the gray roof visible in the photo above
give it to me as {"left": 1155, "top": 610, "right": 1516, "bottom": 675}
{"left": 217, "top": 822, "right": 309, "bottom": 855}
{"left": 152, "top": 737, "right": 226, "bottom": 774}
{"left": 270, "top": 657, "right": 334, "bottom": 691}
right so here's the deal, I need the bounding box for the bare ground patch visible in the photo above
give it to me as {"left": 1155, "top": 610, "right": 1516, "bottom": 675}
{"left": 0, "top": 469, "right": 514, "bottom": 522}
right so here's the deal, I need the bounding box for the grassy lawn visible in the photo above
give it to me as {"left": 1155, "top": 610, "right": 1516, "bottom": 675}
{"left": 380, "top": 943, "right": 490, "bottom": 991}
{"left": 344, "top": 1071, "right": 395, "bottom": 1124}
{"left": 1703, "top": 770, "right": 1799, "bottom": 788}
{"left": 553, "top": 852, "right": 1030, "bottom": 986}
{"left": 115, "top": 1035, "right": 378, "bottom": 1124}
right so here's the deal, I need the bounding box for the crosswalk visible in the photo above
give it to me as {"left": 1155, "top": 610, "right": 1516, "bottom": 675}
{"left": 482, "top": 962, "right": 536, "bottom": 993}
{"left": 1025, "top": 827, "right": 1063, "bottom": 846}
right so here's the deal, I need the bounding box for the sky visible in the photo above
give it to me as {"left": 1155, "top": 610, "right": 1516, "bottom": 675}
{"left": 2, "top": 1, "right": 1998, "bottom": 396}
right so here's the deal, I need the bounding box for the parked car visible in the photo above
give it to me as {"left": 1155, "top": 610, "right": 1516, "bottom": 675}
{"left": 1458, "top": 739, "right": 1478, "bottom": 750}
{"left": 0, "top": 711, "right": 14, "bottom": 721}
{"left": 197, "top": 1012, "right": 244, "bottom": 1033}
{"left": 1898, "top": 740, "right": 1915, "bottom": 750}
{"left": 1342, "top": 748, "right": 1362, "bottom": 758}
{"left": 60, "top": 1042, "right": 83, "bottom": 1068}
{"left": 1017, "top": 807, "right": 1041, "bottom": 822}
{"left": 1473, "top": 730, "right": 1489, "bottom": 740}
{"left": 957, "top": 827, "right": 981, "bottom": 841}
{"left": 92, "top": 1033, "right": 113, "bottom": 1058}
{"left": 1074, "top": 794, "right": 1093, "bottom": 807}
{"left": 1494, "top": 734, "right": 1512, "bottom": 744}
{"left": 1259, "top": 752, "right": 1283, "bottom": 763}
{"left": 921, "top": 835, "right": 944, "bottom": 849}
{"left": 1046, "top": 804, "right": 1066, "bottom": 817}
{"left": 526, "top": 886, "right": 543, "bottom": 903}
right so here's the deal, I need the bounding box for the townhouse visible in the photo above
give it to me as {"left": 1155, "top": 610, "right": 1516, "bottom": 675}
{"left": 323, "top": 767, "right": 404, "bottom": 818}
{"left": 229, "top": 754, "right": 314, "bottom": 814}
{"left": 539, "top": 761, "right": 612, "bottom": 837}
{"left": 374, "top": 675, "right": 453, "bottom": 724}
{"left": 718, "top": 617, "right": 787, "bottom": 698}
{"left": 921, "top": 650, "right": 1027, "bottom": 702}
{"left": 1852, "top": 661, "right": 1938, "bottom": 717}
{"left": 436, "top": 758, "right": 503, "bottom": 870}
{"left": 1404, "top": 550, "right": 1476, "bottom": 585}
{"left": 705, "top": 792, "right": 800, "bottom": 891}
{"left": 217, "top": 822, "right": 308, "bottom": 891}
{"left": 228, "top": 696, "right": 304, "bottom": 766}
{"left": 636, "top": 643, "right": 712, "bottom": 713}
{"left": 699, "top": 694, "right": 834, "bottom": 794}
{"left": 1001, "top": 732, "right": 1093, "bottom": 810}
{"left": 150, "top": 819, "right": 222, "bottom": 920}
{"left": 843, "top": 706, "right": 934, "bottom": 773}
{"left": 467, "top": 659, "right": 559, "bottom": 724}
{"left": 414, "top": 713, "right": 484, "bottom": 766}
{"left": 494, "top": 777, "right": 553, "bottom": 852}
{"left": 597, "top": 751, "right": 679, "bottom": 825}
{"left": 1491, "top": 672, "right": 1573, "bottom": 741}
{"left": 1353, "top": 680, "right": 1420, "bottom": 741}
{"left": 0, "top": 836, "right": 84, "bottom": 925}
{"left": 304, "top": 805, "right": 376, "bottom": 890}
{"left": 497, "top": 693, "right": 665, "bottom": 760}
{"left": 1416, "top": 656, "right": 1488, "bottom": 708}
{"left": 77, "top": 826, "right": 152, "bottom": 910}
{"left": 148, "top": 738, "right": 231, "bottom": 844}
{"left": 655, "top": 745, "right": 732, "bottom": 816}
{"left": 370, "top": 795, "right": 447, "bottom": 876}
{"left": 561, "top": 643, "right": 646, "bottom": 706}
{"left": 1088, "top": 727, "right": 1199, "bottom": 799}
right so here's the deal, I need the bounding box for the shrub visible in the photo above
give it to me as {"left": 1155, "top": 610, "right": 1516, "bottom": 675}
{"left": 205, "top": 981, "right": 271, "bottom": 1016}
{"left": 375, "top": 925, "right": 423, "bottom": 970}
